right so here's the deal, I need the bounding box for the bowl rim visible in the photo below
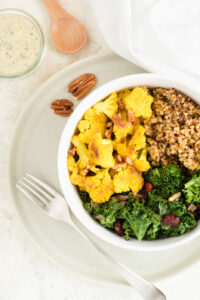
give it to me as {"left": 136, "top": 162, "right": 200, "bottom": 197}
{"left": 58, "top": 73, "right": 200, "bottom": 252}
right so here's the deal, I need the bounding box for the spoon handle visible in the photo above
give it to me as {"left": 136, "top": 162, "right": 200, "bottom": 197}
{"left": 42, "top": 0, "right": 67, "bottom": 21}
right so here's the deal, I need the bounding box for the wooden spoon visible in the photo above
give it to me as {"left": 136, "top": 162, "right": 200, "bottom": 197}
{"left": 43, "top": 0, "right": 88, "bottom": 53}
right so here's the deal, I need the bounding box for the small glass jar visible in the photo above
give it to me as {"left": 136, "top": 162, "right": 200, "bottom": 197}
{"left": 0, "top": 9, "right": 45, "bottom": 79}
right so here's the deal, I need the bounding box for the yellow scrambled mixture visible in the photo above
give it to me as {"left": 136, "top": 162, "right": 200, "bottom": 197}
{"left": 67, "top": 87, "right": 153, "bottom": 203}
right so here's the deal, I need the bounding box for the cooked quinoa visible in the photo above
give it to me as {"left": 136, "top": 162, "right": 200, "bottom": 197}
{"left": 144, "top": 88, "right": 200, "bottom": 171}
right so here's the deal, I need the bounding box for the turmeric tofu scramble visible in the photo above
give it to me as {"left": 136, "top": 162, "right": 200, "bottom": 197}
{"left": 67, "top": 87, "right": 153, "bottom": 203}
{"left": 67, "top": 87, "right": 200, "bottom": 241}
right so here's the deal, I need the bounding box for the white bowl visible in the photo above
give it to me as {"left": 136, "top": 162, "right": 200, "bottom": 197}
{"left": 58, "top": 73, "right": 200, "bottom": 252}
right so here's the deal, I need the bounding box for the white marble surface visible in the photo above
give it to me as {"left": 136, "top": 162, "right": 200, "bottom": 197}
{"left": 1, "top": 1, "right": 200, "bottom": 300}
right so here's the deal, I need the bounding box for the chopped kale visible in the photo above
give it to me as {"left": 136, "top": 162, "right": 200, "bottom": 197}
{"left": 158, "top": 212, "right": 196, "bottom": 239}
{"left": 79, "top": 165, "right": 199, "bottom": 241}
{"left": 184, "top": 170, "right": 200, "bottom": 204}
{"left": 145, "top": 165, "right": 187, "bottom": 198}
{"left": 123, "top": 200, "right": 162, "bottom": 240}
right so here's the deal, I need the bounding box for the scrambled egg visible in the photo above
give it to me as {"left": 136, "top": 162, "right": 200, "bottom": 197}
{"left": 67, "top": 87, "right": 153, "bottom": 203}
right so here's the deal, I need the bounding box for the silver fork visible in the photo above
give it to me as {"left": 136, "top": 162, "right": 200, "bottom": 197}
{"left": 16, "top": 174, "right": 166, "bottom": 300}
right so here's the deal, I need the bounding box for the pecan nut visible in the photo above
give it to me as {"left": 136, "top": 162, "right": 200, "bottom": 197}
{"left": 68, "top": 147, "right": 77, "bottom": 156}
{"left": 111, "top": 162, "right": 127, "bottom": 170}
{"left": 105, "top": 121, "right": 113, "bottom": 139}
{"left": 113, "top": 114, "right": 126, "bottom": 128}
{"left": 50, "top": 99, "right": 73, "bottom": 117}
{"left": 68, "top": 73, "right": 97, "bottom": 100}
{"left": 125, "top": 157, "right": 134, "bottom": 165}
{"left": 117, "top": 98, "right": 125, "bottom": 110}
{"left": 127, "top": 110, "right": 135, "bottom": 123}
{"left": 105, "top": 127, "right": 113, "bottom": 139}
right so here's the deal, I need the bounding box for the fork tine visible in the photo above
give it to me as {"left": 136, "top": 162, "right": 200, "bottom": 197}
{"left": 25, "top": 173, "right": 57, "bottom": 197}
{"left": 16, "top": 184, "right": 46, "bottom": 209}
{"left": 19, "top": 180, "right": 49, "bottom": 205}
{"left": 23, "top": 177, "right": 52, "bottom": 202}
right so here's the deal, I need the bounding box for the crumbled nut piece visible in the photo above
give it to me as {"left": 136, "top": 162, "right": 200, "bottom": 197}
{"left": 117, "top": 98, "right": 125, "bottom": 110}
{"left": 114, "top": 219, "right": 124, "bottom": 236}
{"left": 113, "top": 114, "right": 126, "bottom": 128}
{"left": 188, "top": 204, "right": 197, "bottom": 213}
{"left": 106, "top": 121, "right": 113, "bottom": 128}
{"left": 125, "top": 157, "right": 133, "bottom": 165}
{"left": 95, "top": 214, "right": 104, "bottom": 221}
{"left": 105, "top": 123, "right": 113, "bottom": 139}
{"left": 168, "top": 192, "right": 181, "bottom": 202}
{"left": 116, "top": 195, "right": 129, "bottom": 200}
{"left": 68, "top": 73, "right": 97, "bottom": 100}
{"left": 111, "top": 162, "right": 127, "bottom": 170}
{"left": 68, "top": 147, "right": 77, "bottom": 156}
{"left": 127, "top": 110, "right": 135, "bottom": 123}
{"left": 134, "top": 194, "right": 143, "bottom": 199}
{"left": 115, "top": 154, "right": 123, "bottom": 163}
{"left": 80, "top": 168, "right": 90, "bottom": 176}
{"left": 50, "top": 99, "right": 73, "bottom": 117}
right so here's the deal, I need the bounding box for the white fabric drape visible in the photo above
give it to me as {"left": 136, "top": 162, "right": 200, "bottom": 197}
{"left": 91, "top": 0, "right": 200, "bottom": 92}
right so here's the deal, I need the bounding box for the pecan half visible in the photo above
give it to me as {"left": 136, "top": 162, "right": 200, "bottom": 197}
{"left": 117, "top": 98, "right": 125, "bottom": 110}
{"left": 105, "top": 127, "right": 113, "bottom": 139}
{"left": 80, "top": 168, "right": 90, "bottom": 176}
{"left": 68, "top": 147, "right": 77, "bottom": 156}
{"left": 105, "top": 121, "right": 113, "bottom": 139}
{"left": 113, "top": 114, "right": 126, "bottom": 128}
{"left": 68, "top": 73, "right": 97, "bottom": 100}
{"left": 125, "top": 157, "right": 133, "bottom": 165}
{"left": 115, "top": 154, "right": 123, "bottom": 163}
{"left": 112, "top": 162, "right": 127, "bottom": 170}
{"left": 106, "top": 121, "right": 113, "bottom": 128}
{"left": 50, "top": 99, "right": 73, "bottom": 117}
{"left": 127, "top": 110, "right": 135, "bottom": 123}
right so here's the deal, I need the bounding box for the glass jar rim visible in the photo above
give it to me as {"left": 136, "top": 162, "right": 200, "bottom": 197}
{"left": 0, "top": 8, "right": 45, "bottom": 79}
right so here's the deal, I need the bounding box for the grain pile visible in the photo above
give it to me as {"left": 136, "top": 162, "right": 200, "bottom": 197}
{"left": 144, "top": 88, "right": 200, "bottom": 171}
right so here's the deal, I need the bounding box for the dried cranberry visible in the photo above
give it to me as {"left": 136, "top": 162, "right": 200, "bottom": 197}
{"left": 162, "top": 214, "right": 180, "bottom": 227}
{"left": 114, "top": 219, "right": 124, "bottom": 237}
{"left": 144, "top": 182, "right": 153, "bottom": 193}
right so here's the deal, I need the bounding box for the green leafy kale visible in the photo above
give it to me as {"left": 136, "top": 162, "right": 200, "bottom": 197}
{"left": 81, "top": 192, "right": 161, "bottom": 240}
{"left": 79, "top": 164, "right": 198, "bottom": 241}
{"left": 158, "top": 212, "right": 196, "bottom": 239}
{"left": 120, "top": 199, "right": 161, "bottom": 241}
{"left": 80, "top": 191, "right": 124, "bottom": 228}
{"left": 145, "top": 165, "right": 187, "bottom": 198}
{"left": 184, "top": 170, "right": 200, "bottom": 204}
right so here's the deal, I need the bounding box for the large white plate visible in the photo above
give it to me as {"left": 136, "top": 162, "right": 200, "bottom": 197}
{"left": 9, "top": 54, "right": 200, "bottom": 289}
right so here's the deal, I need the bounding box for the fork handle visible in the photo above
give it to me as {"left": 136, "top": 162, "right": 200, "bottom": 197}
{"left": 69, "top": 221, "right": 166, "bottom": 300}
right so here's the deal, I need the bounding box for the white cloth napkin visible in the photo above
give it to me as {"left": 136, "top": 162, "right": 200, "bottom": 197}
{"left": 91, "top": 0, "right": 200, "bottom": 92}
